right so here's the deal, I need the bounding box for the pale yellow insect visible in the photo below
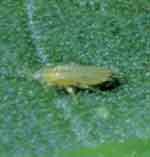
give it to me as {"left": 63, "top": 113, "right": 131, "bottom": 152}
{"left": 33, "top": 63, "right": 115, "bottom": 93}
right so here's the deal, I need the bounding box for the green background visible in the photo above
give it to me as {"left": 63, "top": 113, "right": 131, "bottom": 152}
{"left": 0, "top": 0, "right": 150, "bottom": 156}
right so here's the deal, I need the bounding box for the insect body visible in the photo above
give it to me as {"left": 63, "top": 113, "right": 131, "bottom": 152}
{"left": 33, "top": 63, "right": 114, "bottom": 93}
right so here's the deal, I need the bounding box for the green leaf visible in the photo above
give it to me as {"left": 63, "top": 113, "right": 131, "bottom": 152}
{"left": 58, "top": 139, "right": 150, "bottom": 157}
{"left": 0, "top": 0, "right": 150, "bottom": 157}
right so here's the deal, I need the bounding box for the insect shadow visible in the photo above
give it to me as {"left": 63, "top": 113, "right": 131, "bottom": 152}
{"left": 98, "top": 77, "right": 122, "bottom": 91}
{"left": 61, "top": 77, "right": 123, "bottom": 94}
